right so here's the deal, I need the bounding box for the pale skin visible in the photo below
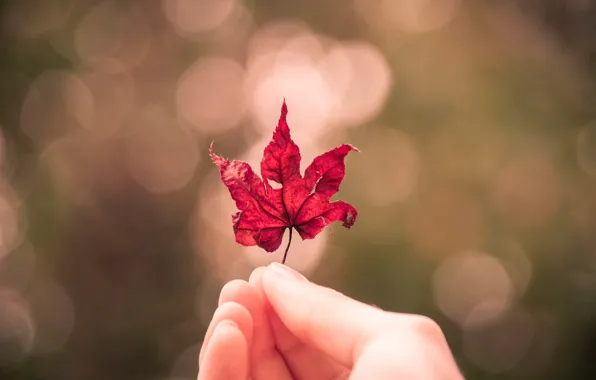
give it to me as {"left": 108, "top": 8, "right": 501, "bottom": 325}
{"left": 198, "top": 263, "right": 465, "bottom": 380}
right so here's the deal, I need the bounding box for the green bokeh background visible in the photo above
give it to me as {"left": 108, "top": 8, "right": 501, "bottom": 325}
{"left": 1, "top": 0, "right": 596, "bottom": 379}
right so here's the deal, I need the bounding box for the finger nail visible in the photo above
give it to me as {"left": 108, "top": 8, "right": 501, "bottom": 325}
{"left": 213, "top": 320, "right": 238, "bottom": 336}
{"left": 268, "top": 262, "right": 307, "bottom": 282}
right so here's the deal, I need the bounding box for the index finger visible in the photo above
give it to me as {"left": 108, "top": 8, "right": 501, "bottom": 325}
{"left": 259, "top": 263, "right": 390, "bottom": 367}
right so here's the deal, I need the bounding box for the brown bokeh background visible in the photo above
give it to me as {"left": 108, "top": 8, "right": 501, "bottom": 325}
{"left": 1, "top": 0, "right": 596, "bottom": 379}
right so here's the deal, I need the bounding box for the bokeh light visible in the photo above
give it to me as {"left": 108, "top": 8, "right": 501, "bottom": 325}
{"left": 176, "top": 57, "right": 246, "bottom": 134}
{"left": 245, "top": 21, "right": 392, "bottom": 138}
{"left": 75, "top": 1, "right": 152, "bottom": 73}
{"left": 492, "top": 145, "right": 561, "bottom": 230}
{"left": 354, "top": 0, "right": 461, "bottom": 34}
{"left": 21, "top": 71, "right": 94, "bottom": 145}
{"left": 433, "top": 251, "right": 514, "bottom": 327}
{"left": 78, "top": 69, "right": 135, "bottom": 139}
{"left": 0, "top": 288, "right": 35, "bottom": 367}
{"left": 0, "top": 191, "right": 23, "bottom": 263}
{"left": 41, "top": 131, "right": 122, "bottom": 204}
{"left": 27, "top": 278, "right": 75, "bottom": 354}
{"left": 351, "top": 127, "right": 419, "bottom": 207}
{"left": 2, "top": 1, "right": 596, "bottom": 378}
{"left": 325, "top": 41, "right": 392, "bottom": 128}
{"left": 463, "top": 307, "right": 536, "bottom": 373}
{"left": 126, "top": 107, "right": 200, "bottom": 194}
{"left": 3, "top": 0, "right": 76, "bottom": 38}
{"left": 163, "top": 0, "right": 239, "bottom": 37}
{"left": 500, "top": 241, "right": 533, "bottom": 297}
{"left": 247, "top": 29, "right": 333, "bottom": 138}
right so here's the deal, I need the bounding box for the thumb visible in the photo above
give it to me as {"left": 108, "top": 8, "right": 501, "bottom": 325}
{"left": 260, "top": 263, "right": 389, "bottom": 367}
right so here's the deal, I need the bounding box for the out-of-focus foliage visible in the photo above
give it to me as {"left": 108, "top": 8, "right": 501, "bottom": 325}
{"left": 1, "top": 0, "right": 596, "bottom": 379}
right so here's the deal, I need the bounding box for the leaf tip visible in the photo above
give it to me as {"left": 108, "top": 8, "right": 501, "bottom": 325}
{"left": 349, "top": 144, "right": 360, "bottom": 153}
{"left": 209, "top": 141, "right": 216, "bottom": 158}
{"left": 281, "top": 98, "right": 288, "bottom": 118}
{"left": 209, "top": 141, "right": 227, "bottom": 167}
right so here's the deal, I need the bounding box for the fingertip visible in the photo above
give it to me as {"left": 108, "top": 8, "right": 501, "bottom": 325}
{"left": 215, "top": 302, "right": 254, "bottom": 339}
{"left": 260, "top": 267, "right": 276, "bottom": 296}
{"left": 199, "top": 320, "right": 250, "bottom": 380}
{"left": 219, "top": 267, "right": 293, "bottom": 380}
{"left": 219, "top": 278, "right": 263, "bottom": 325}
{"left": 259, "top": 263, "right": 309, "bottom": 303}
{"left": 199, "top": 302, "right": 253, "bottom": 367}
{"left": 212, "top": 321, "right": 246, "bottom": 346}
{"left": 257, "top": 266, "right": 389, "bottom": 367}
{"left": 249, "top": 266, "right": 266, "bottom": 286}
{"left": 219, "top": 279, "right": 250, "bottom": 306}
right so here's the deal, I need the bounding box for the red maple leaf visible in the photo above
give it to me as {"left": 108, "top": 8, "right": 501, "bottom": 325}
{"left": 210, "top": 100, "right": 358, "bottom": 264}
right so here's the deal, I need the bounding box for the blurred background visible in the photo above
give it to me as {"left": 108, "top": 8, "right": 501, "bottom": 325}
{"left": 1, "top": 0, "right": 596, "bottom": 379}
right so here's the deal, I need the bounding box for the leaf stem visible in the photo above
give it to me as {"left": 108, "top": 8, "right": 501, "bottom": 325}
{"left": 282, "top": 228, "right": 293, "bottom": 265}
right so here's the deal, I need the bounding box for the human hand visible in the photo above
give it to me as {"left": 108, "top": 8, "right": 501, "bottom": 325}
{"left": 198, "top": 263, "right": 464, "bottom": 379}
